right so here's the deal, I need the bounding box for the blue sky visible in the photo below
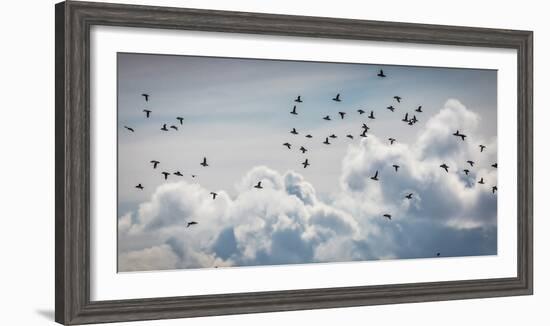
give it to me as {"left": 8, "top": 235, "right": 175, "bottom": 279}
{"left": 117, "top": 53, "right": 497, "bottom": 272}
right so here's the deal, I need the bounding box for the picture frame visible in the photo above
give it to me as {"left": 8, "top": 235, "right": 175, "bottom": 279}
{"left": 55, "top": 1, "right": 533, "bottom": 324}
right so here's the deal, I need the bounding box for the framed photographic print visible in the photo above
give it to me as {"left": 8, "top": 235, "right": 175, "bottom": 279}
{"left": 55, "top": 1, "right": 533, "bottom": 324}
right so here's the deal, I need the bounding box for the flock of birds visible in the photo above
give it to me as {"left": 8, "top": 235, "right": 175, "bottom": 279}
{"left": 123, "top": 68, "right": 498, "bottom": 246}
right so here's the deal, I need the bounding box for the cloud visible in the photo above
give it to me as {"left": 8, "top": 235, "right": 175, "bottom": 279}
{"left": 118, "top": 99, "right": 497, "bottom": 272}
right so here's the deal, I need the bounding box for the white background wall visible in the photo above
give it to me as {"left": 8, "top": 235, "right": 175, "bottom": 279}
{"left": 0, "top": 0, "right": 545, "bottom": 325}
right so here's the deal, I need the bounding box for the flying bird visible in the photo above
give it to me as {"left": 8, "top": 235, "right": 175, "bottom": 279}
{"left": 360, "top": 129, "right": 368, "bottom": 138}
{"left": 392, "top": 164, "right": 400, "bottom": 172}
{"left": 290, "top": 106, "right": 298, "bottom": 115}
{"left": 368, "top": 111, "right": 375, "bottom": 119}
{"left": 174, "top": 171, "right": 183, "bottom": 176}
{"left": 210, "top": 192, "right": 218, "bottom": 200}
{"left": 302, "top": 159, "right": 310, "bottom": 168}
{"left": 362, "top": 123, "right": 370, "bottom": 131}
{"left": 141, "top": 93, "right": 150, "bottom": 101}
{"left": 492, "top": 186, "right": 498, "bottom": 193}
{"left": 332, "top": 93, "right": 341, "bottom": 102}
{"left": 150, "top": 160, "right": 160, "bottom": 169}
{"left": 323, "top": 137, "right": 331, "bottom": 145}
{"left": 386, "top": 106, "right": 395, "bottom": 112}
{"left": 402, "top": 113, "right": 409, "bottom": 122}
{"left": 323, "top": 115, "right": 331, "bottom": 121}
{"left": 492, "top": 163, "right": 498, "bottom": 168}
{"left": 254, "top": 181, "right": 263, "bottom": 189}
{"left": 170, "top": 125, "right": 178, "bottom": 131}
{"left": 346, "top": 134, "right": 354, "bottom": 139}
{"left": 393, "top": 96, "right": 402, "bottom": 103}
{"left": 411, "top": 115, "right": 418, "bottom": 124}
{"left": 479, "top": 144, "right": 486, "bottom": 152}
{"left": 294, "top": 95, "right": 303, "bottom": 103}
{"left": 436, "top": 252, "right": 441, "bottom": 257}
{"left": 453, "top": 130, "right": 466, "bottom": 141}
{"left": 186, "top": 221, "right": 198, "bottom": 228}
{"left": 283, "top": 142, "right": 291, "bottom": 149}
{"left": 329, "top": 134, "right": 337, "bottom": 139}
{"left": 160, "top": 124, "right": 168, "bottom": 131}
{"left": 440, "top": 163, "right": 449, "bottom": 172}
{"left": 467, "top": 160, "right": 475, "bottom": 167}
{"left": 135, "top": 183, "right": 144, "bottom": 190}
{"left": 405, "top": 193, "right": 413, "bottom": 199}
{"left": 176, "top": 117, "right": 184, "bottom": 124}
{"left": 370, "top": 170, "right": 379, "bottom": 181}
{"left": 143, "top": 109, "right": 151, "bottom": 118}
{"left": 463, "top": 169, "right": 470, "bottom": 175}
{"left": 124, "top": 126, "right": 134, "bottom": 132}
{"left": 383, "top": 214, "right": 392, "bottom": 220}
{"left": 478, "top": 177, "right": 485, "bottom": 184}
{"left": 388, "top": 138, "right": 396, "bottom": 145}
{"left": 338, "top": 112, "right": 346, "bottom": 119}
{"left": 290, "top": 128, "right": 299, "bottom": 135}
{"left": 200, "top": 157, "right": 209, "bottom": 167}
{"left": 377, "top": 69, "right": 386, "bottom": 77}
{"left": 357, "top": 109, "right": 365, "bottom": 114}
{"left": 305, "top": 134, "right": 313, "bottom": 138}
{"left": 161, "top": 171, "right": 170, "bottom": 180}
{"left": 415, "top": 106, "right": 423, "bottom": 113}
{"left": 299, "top": 146, "right": 307, "bottom": 153}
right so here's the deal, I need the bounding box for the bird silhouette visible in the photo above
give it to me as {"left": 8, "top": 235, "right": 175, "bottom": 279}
{"left": 436, "top": 252, "right": 441, "bottom": 257}
{"left": 186, "top": 221, "right": 198, "bottom": 228}
{"left": 362, "top": 123, "right": 370, "bottom": 131}
{"left": 332, "top": 93, "right": 341, "bottom": 102}
{"left": 294, "top": 95, "right": 302, "bottom": 103}
{"left": 200, "top": 157, "right": 209, "bottom": 167}
{"left": 141, "top": 93, "right": 149, "bottom": 101}
{"left": 176, "top": 117, "right": 184, "bottom": 125}
{"left": 254, "top": 181, "right": 263, "bottom": 189}
{"left": 370, "top": 170, "right": 379, "bottom": 181}
{"left": 302, "top": 159, "right": 310, "bottom": 168}
{"left": 383, "top": 214, "right": 392, "bottom": 220}
{"left": 411, "top": 115, "right": 418, "bottom": 124}
{"left": 290, "top": 128, "right": 299, "bottom": 135}
{"left": 305, "top": 134, "right": 313, "bottom": 138}
{"left": 393, "top": 96, "right": 402, "bottom": 103}
{"left": 402, "top": 113, "right": 409, "bottom": 122}
{"left": 299, "top": 146, "right": 307, "bottom": 153}
{"left": 453, "top": 130, "right": 466, "bottom": 141}
{"left": 386, "top": 106, "right": 395, "bottom": 112}
{"left": 290, "top": 106, "right": 298, "bottom": 115}
{"left": 463, "top": 169, "right": 470, "bottom": 175}
{"left": 338, "top": 112, "right": 346, "bottom": 119}
{"left": 393, "top": 164, "right": 400, "bottom": 172}
{"left": 210, "top": 192, "right": 217, "bottom": 200}
{"left": 161, "top": 172, "right": 170, "bottom": 180}
{"left": 467, "top": 160, "right": 475, "bottom": 167}
{"left": 174, "top": 171, "right": 183, "bottom": 176}
{"left": 377, "top": 69, "right": 386, "bottom": 77}
{"left": 360, "top": 129, "right": 368, "bottom": 138}
{"left": 323, "top": 137, "right": 331, "bottom": 145}
{"left": 492, "top": 186, "right": 498, "bottom": 193}
{"left": 143, "top": 109, "right": 151, "bottom": 118}
{"left": 160, "top": 124, "right": 168, "bottom": 131}
{"left": 135, "top": 183, "right": 144, "bottom": 190}
{"left": 388, "top": 138, "right": 396, "bottom": 145}
{"left": 368, "top": 111, "right": 375, "bottom": 119}
{"left": 357, "top": 109, "right": 365, "bottom": 114}
{"left": 346, "top": 134, "right": 354, "bottom": 139}
{"left": 405, "top": 193, "right": 413, "bottom": 199}
{"left": 478, "top": 177, "right": 485, "bottom": 184}
{"left": 170, "top": 125, "right": 178, "bottom": 131}
{"left": 150, "top": 160, "right": 160, "bottom": 169}
{"left": 329, "top": 134, "right": 337, "bottom": 139}
{"left": 491, "top": 163, "right": 498, "bottom": 168}
{"left": 440, "top": 164, "right": 449, "bottom": 172}
{"left": 323, "top": 115, "right": 331, "bottom": 121}
{"left": 415, "top": 106, "right": 423, "bottom": 113}
{"left": 283, "top": 142, "right": 291, "bottom": 149}
{"left": 124, "top": 126, "right": 135, "bottom": 132}
{"left": 479, "top": 144, "right": 486, "bottom": 152}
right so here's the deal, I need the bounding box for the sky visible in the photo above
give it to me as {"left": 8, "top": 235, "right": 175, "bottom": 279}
{"left": 117, "top": 52, "right": 498, "bottom": 272}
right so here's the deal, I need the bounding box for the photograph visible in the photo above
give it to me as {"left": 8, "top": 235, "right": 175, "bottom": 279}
{"left": 117, "top": 53, "right": 498, "bottom": 272}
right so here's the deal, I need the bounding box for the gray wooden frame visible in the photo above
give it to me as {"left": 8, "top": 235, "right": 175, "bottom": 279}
{"left": 55, "top": 1, "right": 533, "bottom": 324}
